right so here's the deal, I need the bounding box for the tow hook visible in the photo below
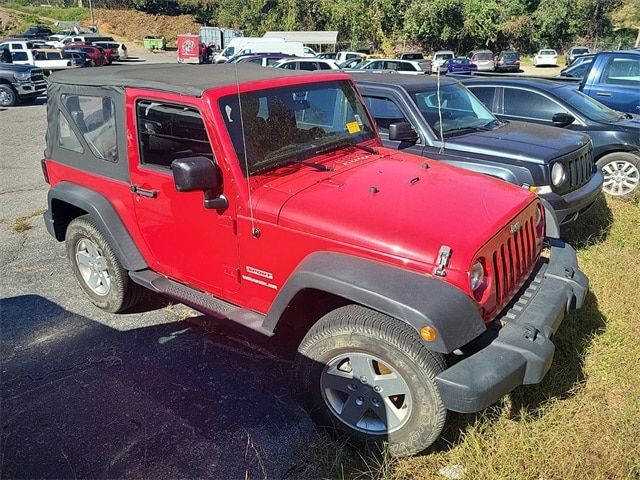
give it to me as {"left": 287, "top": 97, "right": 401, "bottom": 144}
{"left": 523, "top": 325, "right": 539, "bottom": 341}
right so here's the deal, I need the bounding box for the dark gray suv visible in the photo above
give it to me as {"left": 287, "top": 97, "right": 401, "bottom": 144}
{"left": 353, "top": 73, "right": 604, "bottom": 224}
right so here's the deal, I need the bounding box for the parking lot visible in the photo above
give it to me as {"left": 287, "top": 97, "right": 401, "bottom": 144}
{"left": 0, "top": 52, "right": 318, "bottom": 478}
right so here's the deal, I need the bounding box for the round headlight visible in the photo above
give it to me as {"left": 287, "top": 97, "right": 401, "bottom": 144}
{"left": 470, "top": 261, "right": 485, "bottom": 291}
{"left": 551, "top": 163, "right": 566, "bottom": 186}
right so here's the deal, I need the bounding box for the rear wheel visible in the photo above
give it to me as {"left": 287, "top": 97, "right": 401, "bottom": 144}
{"left": 65, "top": 215, "right": 142, "bottom": 313}
{"left": 295, "top": 305, "right": 447, "bottom": 457}
{"left": 0, "top": 84, "right": 18, "bottom": 107}
{"left": 597, "top": 152, "right": 640, "bottom": 199}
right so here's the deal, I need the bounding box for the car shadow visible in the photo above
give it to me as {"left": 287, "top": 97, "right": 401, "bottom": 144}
{"left": 0, "top": 295, "right": 314, "bottom": 479}
{"left": 117, "top": 57, "right": 147, "bottom": 63}
{"left": 560, "top": 194, "right": 613, "bottom": 249}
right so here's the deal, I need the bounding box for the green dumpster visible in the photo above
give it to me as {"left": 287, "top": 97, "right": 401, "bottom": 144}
{"left": 143, "top": 37, "right": 166, "bottom": 51}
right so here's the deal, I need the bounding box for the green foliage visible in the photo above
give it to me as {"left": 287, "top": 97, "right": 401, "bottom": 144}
{"left": 4, "top": 0, "right": 633, "bottom": 52}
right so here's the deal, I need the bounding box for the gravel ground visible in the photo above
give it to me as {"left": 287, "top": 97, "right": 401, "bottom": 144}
{"left": 0, "top": 53, "right": 317, "bottom": 479}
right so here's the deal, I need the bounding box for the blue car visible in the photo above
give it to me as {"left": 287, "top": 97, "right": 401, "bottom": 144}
{"left": 441, "top": 57, "right": 478, "bottom": 75}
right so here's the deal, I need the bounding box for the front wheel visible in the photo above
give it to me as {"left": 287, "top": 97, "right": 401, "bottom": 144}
{"left": 294, "top": 305, "right": 447, "bottom": 457}
{"left": 597, "top": 152, "right": 640, "bottom": 199}
{"left": 0, "top": 84, "right": 18, "bottom": 107}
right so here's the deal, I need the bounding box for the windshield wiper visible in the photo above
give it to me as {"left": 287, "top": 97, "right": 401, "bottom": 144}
{"left": 443, "top": 125, "right": 493, "bottom": 137}
{"left": 314, "top": 138, "right": 379, "bottom": 156}
{"left": 298, "top": 160, "right": 333, "bottom": 171}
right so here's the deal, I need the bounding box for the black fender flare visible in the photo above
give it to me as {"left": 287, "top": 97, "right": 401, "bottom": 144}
{"left": 264, "top": 252, "right": 486, "bottom": 353}
{"left": 45, "top": 181, "right": 147, "bottom": 271}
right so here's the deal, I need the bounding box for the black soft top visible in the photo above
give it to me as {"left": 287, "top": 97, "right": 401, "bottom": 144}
{"left": 49, "top": 63, "right": 316, "bottom": 97}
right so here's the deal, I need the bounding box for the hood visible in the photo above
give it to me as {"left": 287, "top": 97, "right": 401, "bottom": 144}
{"left": 446, "top": 120, "right": 590, "bottom": 164}
{"left": 254, "top": 149, "right": 536, "bottom": 271}
{"left": 0, "top": 63, "right": 36, "bottom": 73}
{"left": 616, "top": 114, "right": 640, "bottom": 136}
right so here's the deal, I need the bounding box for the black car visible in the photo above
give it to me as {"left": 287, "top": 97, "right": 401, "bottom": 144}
{"left": 21, "top": 25, "right": 53, "bottom": 40}
{"left": 353, "top": 73, "right": 603, "bottom": 224}
{"left": 62, "top": 50, "right": 93, "bottom": 68}
{"left": 494, "top": 50, "right": 520, "bottom": 72}
{"left": 559, "top": 56, "right": 593, "bottom": 78}
{"left": 462, "top": 77, "right": 640, "bottom": 199}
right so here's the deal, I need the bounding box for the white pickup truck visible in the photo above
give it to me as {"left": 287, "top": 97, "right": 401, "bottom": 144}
{"left": 0, "top": 43, "right": 77, "bottom": 73}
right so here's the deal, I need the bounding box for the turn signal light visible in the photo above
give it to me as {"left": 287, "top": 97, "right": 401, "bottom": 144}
{"left": 420, "top": 326, "right": 437, "bottom": 342}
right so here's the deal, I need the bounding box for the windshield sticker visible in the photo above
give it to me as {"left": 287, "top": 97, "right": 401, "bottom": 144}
{"left": 347, "top": 121, "right": 361, "bottom": 134}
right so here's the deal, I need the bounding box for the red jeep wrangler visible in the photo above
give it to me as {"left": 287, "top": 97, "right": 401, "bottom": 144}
{"left": 43, "top": 64, "right": 588, "bottom": 456}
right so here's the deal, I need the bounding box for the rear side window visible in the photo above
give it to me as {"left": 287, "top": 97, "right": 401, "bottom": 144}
{"left": 502, "top": 88, "right": 561, "bottom": 120}
{"left": 603, "top": 58, "right": 640, "bottom": 86}
{"left": 299, "top": 62, "right": 317, "bottom": 71}
{"left": 364, "top": 96, "right": 409, "bottom": 133}
{"left": 469, "top": 87, "right": 496, "bottom": 110}
{"left": 63, "top": 94, "right": 118, "bottom": 161}
{"left": 136, "top": 100, "right": 213, "bottom": 168}
{"left": 319, "top": 61, "right": 333, "bottom": 70}
{"left": 397, "top": 62, "right": 417, "bottom": 72}
{"left": 12, "top": 52, "right": 28, "bottom": 61}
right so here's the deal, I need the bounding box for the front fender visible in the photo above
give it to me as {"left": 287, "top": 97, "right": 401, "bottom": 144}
{"left": 264, "top": 252, "right": 486, "bottom": 353}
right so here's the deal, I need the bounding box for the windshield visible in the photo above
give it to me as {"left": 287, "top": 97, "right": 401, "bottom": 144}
{"left": 560, "top": 87, "right": 624, "bottom": 122}
{"left": 410, "top": 83, "right": 497, "bottom": 139}
{"left": 502, "top": 52, "right": 519, "bottom": 60}
{"left": 220, "top": 80, "right": 376, "bottom": 176}
{"left": 435, "top": 53, "right": 454, "bottom": 61}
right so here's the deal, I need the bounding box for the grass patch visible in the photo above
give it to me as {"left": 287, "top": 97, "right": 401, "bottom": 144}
{"left": 4, "top": 3, "right": 89, "bottom": 23}
{"left": 12, "top": 209, "right": 46, "bottom": 233}
{"left": 300, "top": 196, "right": 640, "bottom": 479}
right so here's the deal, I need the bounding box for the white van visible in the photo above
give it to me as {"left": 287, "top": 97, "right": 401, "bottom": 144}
{"left": 214, "top": 37, "right": 304, "bottom": 63}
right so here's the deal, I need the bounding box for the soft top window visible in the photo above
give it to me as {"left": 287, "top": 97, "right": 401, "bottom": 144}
{"left": 62, "top": 94, "right": 118, "bottom": 162}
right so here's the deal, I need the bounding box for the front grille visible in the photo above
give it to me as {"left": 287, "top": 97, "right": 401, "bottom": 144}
{"left": 553, "top": 143, "right": 594, "bottom": 194}
{"left": 30, "top": 69, "right": 45, "bottom": 83}
{"left": 491, "top": 214, "right": 538, "bottom": 307}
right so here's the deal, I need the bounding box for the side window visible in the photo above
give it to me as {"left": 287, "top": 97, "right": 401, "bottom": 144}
{"left": 13, "top": 44, "right": 23, "bottom": 50}
{"left": 319, "top": 61, "right": 333, "bottom": 70}
{"left": 365, "top": 61, "right": 381, "bottom": 69}
{"left": 469, "top": 87, "right": 496, "bottom": 110}
{"left": 383, "top": 61, "right": 399, "bottom": 70}
{"left": 363, "top": 96, "right": 409, "bottom": 133}
{"left": 136, "top": 100, "right": 213, "bottom": 169}
{"left": 603, "top": 58, "right": 640, "bottom": 86}
{"left": 266, "top": 57, "right": 280, "bottom": 66}
{"left": 397, "top": 62, "right": 417, "bottom": 72}
{"left": 280, "top": 61, "right": 296, "bottom": 70}
{"left": 299, "top": 62, "right": 317, "bottom": 71}
{"left": 502, "top": 89, "right": 562, "bottom": 120}
{"left": 63, "top": 94, "right": 118, "bottom": 161}
{"left": 57, "top": 111, "right": 83, "bottom": 153}
{"left": 12, "top": 52, "right": 28, "bottom": 61}
{"left": 34, "top": 51, "right": 46, "bottom": 61}
{"left": 248, "top": 58, "right": 262, "bottom": 65}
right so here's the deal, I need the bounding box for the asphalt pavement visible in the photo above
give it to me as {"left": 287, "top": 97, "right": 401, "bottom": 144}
{"left": 0, "top": 58, "right": 318, "bottom": 479}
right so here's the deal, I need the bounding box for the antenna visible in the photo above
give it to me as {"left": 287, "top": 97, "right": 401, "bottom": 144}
{"left": 233, "top": 62, "right": 258, "bottom": 237}
{"left": 436, "top": 60, "right": 445, "bottom": 154}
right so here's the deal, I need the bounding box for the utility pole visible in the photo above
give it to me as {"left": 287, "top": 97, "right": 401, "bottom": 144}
{"left": 89, "top": 0, "right": 95, "bottom": 27}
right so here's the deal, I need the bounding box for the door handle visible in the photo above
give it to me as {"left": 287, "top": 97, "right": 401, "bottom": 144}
{"left": 595, "top": 91, "right": 612, "bottom": 97}
{"left": 130, "top": 185, "right": 158, "bottom": 198}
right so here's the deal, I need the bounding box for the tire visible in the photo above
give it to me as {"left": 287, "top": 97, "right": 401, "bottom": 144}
{"left": 597, "top": 152, "right": 640, "bottom": 199}
{"left": 294, "top": 305, "right": 447, "bottom": 457}
{"left": 65, "top": 215, "right": 142, "bottom": 313}
{"left": 0, "top": 84, "right": 18, "bottom": 107}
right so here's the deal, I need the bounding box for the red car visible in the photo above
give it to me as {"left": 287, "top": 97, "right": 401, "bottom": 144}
{"left": 42, "top": 65, "right": 587, "bottom": 456}
{"left": 63, "top": 44, "right": 107, "bottom": 66}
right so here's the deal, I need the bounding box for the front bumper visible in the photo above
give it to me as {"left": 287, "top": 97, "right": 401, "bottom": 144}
{"left": 14, "top": 80, "right": 47, "bottom": 97}
{"left": 541, "top": 169, "right": 604, "bottom": 224}
{"left": 435, "top": 240, "right": 588, "bottom": 413}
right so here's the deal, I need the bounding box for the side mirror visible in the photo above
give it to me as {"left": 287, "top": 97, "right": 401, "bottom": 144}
{"left": 171, "top": 156, "right": 228, "bottom": 210}
{"left": 388, "top": 122, "right": 419, "bottom": 143}
{"left": 551, "top": 112, "right": 575, "bottom": 127}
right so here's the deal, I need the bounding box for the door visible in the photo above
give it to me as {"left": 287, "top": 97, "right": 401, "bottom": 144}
{"left": 129, "top": 96, "right": 240, "bottom": 296}
{"left": 585, "top": 56, "right": 640, "bottom": 114}
{"left": 500, "top": 87, "right": 572, "bottom": 126}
